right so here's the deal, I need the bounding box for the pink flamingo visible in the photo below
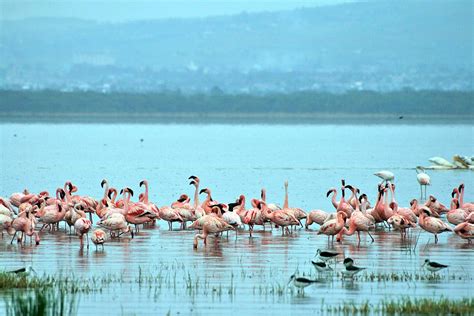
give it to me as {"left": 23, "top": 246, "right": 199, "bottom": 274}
{"left": 418, "top": 207, "right": 452, "bottom": 244}
{"left": 305, "top": 210, "right": 335, "bottom": 229}
{"left": 0, "top": 197, "right": 15, "bottom": 215}
{"left": 200, "top": 188, "right": 218, "bottom": 214}
{"left": 317, "top": 211, "right": 347, "bottom": 243}
{"left": 446, "top": 198, "right": 468, "bottom": 225}
{"left": 139, "top": 180, "right": 160, "bottom": 218}
{"left": 9, "top": 189, "right": 35, "bottom": 207}
{"left": 453, "top": 221, "right": 474, "bottom": 243}
{"left": 337, "top": 186, "right": 375, "bottom": 244}
{"left": 91, "top": 229, "right": 107, "bottom": 250}
{"left": 367, "top": 185, "right": 385, "bottom": 225}
{"left": 326, "top": 188, "right": 340, "bottom": 209}
{"left": 456, "top": 184, "right": 474, "bottom": 213}
{"left": 65, "top": 181, "right": 98, "bottom": 223}
{"left": 190, "top": 205, "right": 234, "bottom": 248}
{"left": 188, "top": 176, "right": 206, "bottom": 219}
{"left": 38, "top": 200, "right": 66, "bottom": 232}
{"left": 74, "top": 211, "right": 92, "bottom": 249}
{"left": 281, "top": 181, "right": 306, "bottom": 227}
{"left": 8, "top": 206, "right": 40, "bottom": 245}
{"left": 424, "top": 195, "right": 448, "bottom": 217}
{"left": 262, "top": 201, "right": 301, "bottom": 236}
{"left": 335, "top": 180, "right": 354, "bottom": 217}
{"left": 97, "top": 212, "right": 134, "bottom": 238}
{"left": 388, "top": 184, "right": 417, "bottom": 223}
{"left": 121, "top": 188, "right": 156, "bottom": 232}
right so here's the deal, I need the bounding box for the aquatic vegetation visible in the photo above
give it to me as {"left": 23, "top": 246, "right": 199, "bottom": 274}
{"left": 5, "top": 288, "right": 79, "bottom": 316}
{"left": 326, "top": 297, "right": 474, "bottom": 314}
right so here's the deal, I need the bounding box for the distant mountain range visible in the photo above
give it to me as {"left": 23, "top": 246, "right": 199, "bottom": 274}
{"left": 0, "top": 1, "right": 471, "bottom": 93}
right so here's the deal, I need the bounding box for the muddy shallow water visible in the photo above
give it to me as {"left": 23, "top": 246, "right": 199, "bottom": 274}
{"left": 0, "top": 123, "right": 473, "bottom": 314}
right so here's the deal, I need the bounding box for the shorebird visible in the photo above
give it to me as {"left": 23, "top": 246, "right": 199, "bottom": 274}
{"left": 422, "top": 259, "right": 448, "bottom": 273}
{"left": 315, "top": 249, "right": 339, "bottom": 262}
{"left": 311, "top": 260, "right": 333, "bottom": 273}
{"left": 8, "top": 265, "right": 37, "bottom": 276}
{"left": 342, "top": 258, "right": 366, "bottom": 278}
{"left": 416, "top": 167, "right": 430, "bottom": 201}
{"left": 374, "top": 170, "right": 394, "bottom": 185}
{"left": 287, "top": 274, "right": 318, "bottom": 293}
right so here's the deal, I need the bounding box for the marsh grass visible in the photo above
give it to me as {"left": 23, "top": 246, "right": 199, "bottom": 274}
{"left": 327, "top": 297, "right": 473, "bottom": 314}
{"left": 5, "top": 288, "right": 79, "bottom": 316}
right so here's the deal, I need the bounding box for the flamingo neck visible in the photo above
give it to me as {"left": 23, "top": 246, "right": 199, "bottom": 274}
{"left": 144, "top": 183, "right": 149, "bottom": 204}
{"left": 102, "top": 182, "right": 109, "bottom": 200}
{"left": 283, "top": 186, "right": 288, "bottom": 209}
{"left": 193, "top": 183, "right": 199, "bottom": 209}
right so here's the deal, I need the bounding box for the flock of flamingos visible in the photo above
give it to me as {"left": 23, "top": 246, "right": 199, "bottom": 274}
{"left": 0, "top": 172, "right": 473, "bottom": 250}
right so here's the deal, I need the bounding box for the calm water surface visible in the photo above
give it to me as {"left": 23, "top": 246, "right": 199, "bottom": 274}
{"left": 0, "top": 123, "right": 473, "bottom": 315}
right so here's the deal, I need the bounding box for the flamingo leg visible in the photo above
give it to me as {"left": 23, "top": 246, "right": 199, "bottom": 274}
{"left": 368, "top": 231, "right": 374, "bottom": 242}
{"left": 10, "top": 232, "right": 17, "bottom": 244}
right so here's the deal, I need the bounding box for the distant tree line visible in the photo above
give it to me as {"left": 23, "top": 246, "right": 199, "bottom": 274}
{"left": 0, "top": 89, "right": 472, "bottom": 115}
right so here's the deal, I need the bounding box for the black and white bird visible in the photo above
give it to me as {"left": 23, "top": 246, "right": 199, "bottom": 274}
{"left": 8, "top": 265, "right": 37, "bottom": 276}
{"left": 422, "top": 259, "right": 448, "bottom": 273}
{"left": 311, "top": 260, "right": 333, "bottom": 273}
{"left": 316, "top": 249, "right": 339, "bottom": 262}
{"left": 342, "top": 258, "right": 365, "bottom": 278}
{"left": 287, "top": 274, "right": 318, "bottom": 293}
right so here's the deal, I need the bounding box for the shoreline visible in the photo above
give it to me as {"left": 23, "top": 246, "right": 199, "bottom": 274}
{"left": 0, "top": 112, "right": 472, "bottom": 124}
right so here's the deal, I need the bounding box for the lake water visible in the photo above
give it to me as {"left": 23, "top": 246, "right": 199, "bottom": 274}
{"left": 0, "top": 123, "right": 473, "bottom": 315}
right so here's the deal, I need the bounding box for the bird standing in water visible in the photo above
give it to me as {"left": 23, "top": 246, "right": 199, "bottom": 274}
{"left": 422, "top": 259, "right": 448, "bottom": 273}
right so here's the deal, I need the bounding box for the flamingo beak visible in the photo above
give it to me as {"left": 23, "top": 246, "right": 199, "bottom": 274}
{"left": 189, "top": 181, "right": 195, "bottom": 185}
{"left": 189, "top": 175, "right": 197, "bottom": 180}
{"left": 139, "top": 181, "right": 145, "bottom": 187}
{"left": 326, "top": 190, "right": 332, "bottom": 197}
{"left": 101, "top": 180, "right": 106, "bottom": 188}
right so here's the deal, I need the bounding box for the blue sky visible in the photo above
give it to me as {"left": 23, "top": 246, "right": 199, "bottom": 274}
{"left": 1, "top": 0, "right": 359, "bottom": 21}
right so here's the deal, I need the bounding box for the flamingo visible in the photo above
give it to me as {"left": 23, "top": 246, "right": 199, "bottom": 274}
{"left": 326, "top": 188, "right": 340, "bottom": 209}
{"left": 367, "top": 185, "right": 386, "bottom": 225}
{"left": 261, "top": 201, "right": 300, "bottom": 236}
{"left": 38, "top": 200, "right": 66, "bottom": 232}
{"left": 9, "top": 189, "right": 35, "bottom": 207}
{"left": 64, "top": 202, "right": 87, "bottom": 234}
{"left": 139, "top": 180, "right": 161, "bottom": 218}
{"left": 8, "top": 206, "right": 40, "bottom": 245}
{"left": 0, "top": 197, "right": 15, "bottom": 215}
{"left": 189, "top": 176, "right": 206, "bottom": 219}
{"left": 453, "top": 221, "right": 474, "bottom": 243}
{"left": 305, "top": 210, "right": 335, "bottom": 229}
{"left": 121, "top": 188, "right": 156, "bottom": 232}
{"left": 74, "top": 217, "right": 92, "bottom": 248}
{"left": 189, "top": 205, "right": 234, "bottom": 248}
{"left": 424, "top": 195, "right": 448, "bottom": 216}
{"left": 446, "top": 198, "right": 468, "bottom": 225}
{"left": 457, "top": 184, "right": 474, "bottom": 212}
{"left": 97, "top": 213, "right": 134, "bottom": 238}
{"left": 388, "top": 183, "right": 417, "bottom": 223}
{"left": 91, "top": 229, "right": 107, "bottom": 250}
{"left": 281, "top": 181, "right": 306, "bottom": 228}
{"left": 317, "top": 211, "right": 346, "bottom": 242}
{"left": 337, "top": 185, "right": 375, "bottom": 244}
{"left": 335, "top": 180, "right": 354, "bottom": 217}
{"left": 260, "top": 188, "right": 281, "bottom": 211}
{"left": 65, "top": 181, "right": 98, "bottom": 223}
{"left": 0, "top": 212, "right": 13, "bottom": 237}
{"left": 243, "top": 200, "right": 267, "bottom": 237}
{"left": 418, "top": 207, "right": 452, "bottom": 244}
{"left": 416, "top": 167, "right": 430, "bottom": 201}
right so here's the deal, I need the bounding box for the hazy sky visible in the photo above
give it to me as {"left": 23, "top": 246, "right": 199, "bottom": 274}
{"left": 1, "top": 0, "right": 359, "bottom": 21}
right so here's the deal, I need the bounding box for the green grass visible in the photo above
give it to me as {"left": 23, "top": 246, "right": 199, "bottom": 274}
{"left": 327, "top": 297, "right": 474, "bottom": 314}
{"left": 5, "top": 288, "right": 79, "bottom": 316}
